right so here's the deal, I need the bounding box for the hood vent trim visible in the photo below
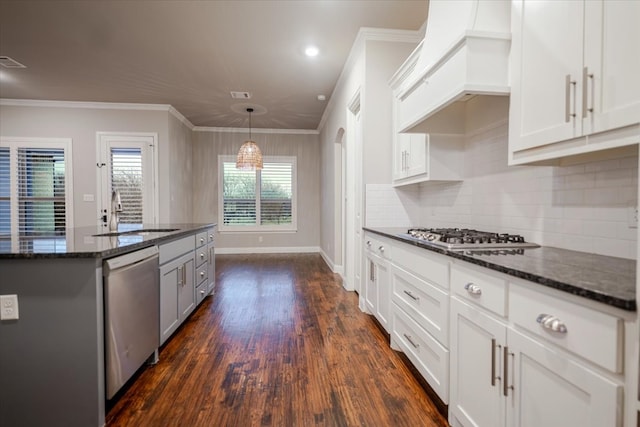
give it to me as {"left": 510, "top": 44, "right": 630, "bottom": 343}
{"left": 393, "top": 1, "right": 511, "bottom": 133}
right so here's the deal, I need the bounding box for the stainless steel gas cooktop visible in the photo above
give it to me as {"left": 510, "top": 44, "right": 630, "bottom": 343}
{"left": 404, "top": 227, "right": 540, "bottom": 250}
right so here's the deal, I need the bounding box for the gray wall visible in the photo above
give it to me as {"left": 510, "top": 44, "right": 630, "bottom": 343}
{"left": 0, "top": 104, "right": 193, "bottom": 226}
{"left": 192, "top": 130, "right": 320, "bottom": 251}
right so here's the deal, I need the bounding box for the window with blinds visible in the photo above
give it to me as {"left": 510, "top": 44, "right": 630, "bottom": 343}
{"left": 220, "top": 156, "right": 295, "bottom": 230}
{"left": 17, "top": 148, "right": 66, "bottom": 234}
{"left": 0, "top": 139, "right": 72, "bottom": 237}
{"left": 110, "top": 148, "right": 143, "bottom": 224}
{"left": 0, "top": 148, "right": 10, "bottom": 236}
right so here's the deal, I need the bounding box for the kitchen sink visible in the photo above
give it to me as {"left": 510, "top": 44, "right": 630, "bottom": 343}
{"left": 92, "top": 228, "right": 179, "bottom": 237}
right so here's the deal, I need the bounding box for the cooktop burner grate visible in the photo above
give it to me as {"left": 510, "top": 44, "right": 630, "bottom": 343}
{"left": 404, "top": 227, "right": 539, "bottom": 249}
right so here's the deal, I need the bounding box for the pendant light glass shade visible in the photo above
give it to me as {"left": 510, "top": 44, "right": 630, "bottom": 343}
{"left": 236, "top": 108, "right": 263, "bottom": 170}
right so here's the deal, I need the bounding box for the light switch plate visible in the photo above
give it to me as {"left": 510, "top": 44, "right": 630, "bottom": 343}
{"left": 0, "top": 294, "right": 19, "bottom": 320}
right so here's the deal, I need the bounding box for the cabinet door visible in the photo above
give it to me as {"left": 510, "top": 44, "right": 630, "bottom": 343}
{"left": 207, "top": 243, "right": 215, "bottom": 294}
{"left": 509, "top": 0, "right": 584, "bottom": 152}
{"left": 450, "top": 297, "right": 506, "bottom": 427}
{"left": 375, "top": 259, "right": 389, "bottom": 331}
{"left": 178, "top": 256, "right": 195, "bottom": 321}
{"left": 160, "top": 254, "right": 188, "bottom": 344}
{"left": 405, "top": 133, "right": 427, "bottom": 178}
{"left": 584, "top": 0, "right": 640, "bottom": 135}
{"left": 365, "top": 255, "right": 377, "bottom": 315}
{"left": 393, "top": 133, "right": 409, "bottom": 180}
{"left": 507, "top": 328, "right": 621, "bottom": 427}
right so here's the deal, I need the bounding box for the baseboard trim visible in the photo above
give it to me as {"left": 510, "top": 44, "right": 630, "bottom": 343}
{"left": 215, "top": 246, "right": 320, "bottom": 255}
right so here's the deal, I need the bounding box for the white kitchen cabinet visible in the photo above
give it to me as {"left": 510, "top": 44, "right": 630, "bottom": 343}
{"left": 159, "top": 234, "right": 196, "bottom": 345}
{"left": 450, "top": 296, "right": 507, "bottom": 427}
{"left": 449, "top": 261, "right": 625, "bottom": 427}
{"left": 364, "top": 234, "right": 390, "bottom": 331}
{"left": 509, "top": 0, "right": 640, "bottom": 165}
{"left": 206, "top": 228, "right": 216, "bottom": 295}
{"left": 392, "top": 130, "right": 464, "bottom": 186}
{"left": 389, "top": 238, "right": 451, "bottom": 403}
{"left": 507, "top": 328, "right": 621, "bottom": 427}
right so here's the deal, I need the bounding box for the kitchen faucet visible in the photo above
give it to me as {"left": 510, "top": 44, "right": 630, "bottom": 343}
{"left": 109, "top": 189, "right": 123, "bottom": 231}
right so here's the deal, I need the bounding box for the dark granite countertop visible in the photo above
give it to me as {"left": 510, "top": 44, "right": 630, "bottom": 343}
{"left": 364, "top": 227, "right": 636, "bottom": 312}
{"left": 0, "top": 223, "right": 216, "bottom": 260}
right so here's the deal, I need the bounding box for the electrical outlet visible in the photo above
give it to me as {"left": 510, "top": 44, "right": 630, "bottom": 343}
{"left": 628, "top": 206, "right": 638, "bottom": 229}
{"left": 0, "top": 294, "right": 19, "bottom": 320}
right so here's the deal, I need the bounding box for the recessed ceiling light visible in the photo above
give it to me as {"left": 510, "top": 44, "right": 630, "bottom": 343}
{"left": 317, "top": 95, "right": 326, "bottom": 101}
{"left": 305, "top": 46, "right": 319, "bottom": 57}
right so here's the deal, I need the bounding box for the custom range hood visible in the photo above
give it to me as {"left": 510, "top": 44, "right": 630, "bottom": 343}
{"left": 394, "top": 0, "right": 511, "bottom": 133}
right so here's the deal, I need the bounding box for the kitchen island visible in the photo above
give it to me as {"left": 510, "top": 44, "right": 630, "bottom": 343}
{"left": 0, "top": 223, "right": 216, "bottom": 427}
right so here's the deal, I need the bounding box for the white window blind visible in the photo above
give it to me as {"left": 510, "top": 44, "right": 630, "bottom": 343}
{"left": 0, "top": 148, "right": 10, "bottom": 235}
{"left": 260, "top": 162, "right": 292, "bottom": 225}
{"left": 222, "top": 162, "right": 256, "bottom": 226}
{"left": 17, "top": 148, "right": 66, "bottom": 234}
{"left": 111, "top": 148, "right": 143, "bottom": 224}
{"left": 220, "top": 156, "right": 296, "bottom": 231}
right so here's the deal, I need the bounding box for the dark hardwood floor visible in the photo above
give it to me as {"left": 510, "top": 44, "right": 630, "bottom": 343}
{"left": 106, "top": 253, "right": 448, "bottom": 427}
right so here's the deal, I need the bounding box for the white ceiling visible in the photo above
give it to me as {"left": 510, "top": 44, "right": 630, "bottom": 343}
{"left": 0, "top": 0, "right": 428, "bottom": 130}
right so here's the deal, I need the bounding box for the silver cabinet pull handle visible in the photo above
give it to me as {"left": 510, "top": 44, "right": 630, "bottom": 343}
{"left": 565, "top": 74, "right": 577, "bottom": 122}
{"left": 491, "top": 338, "right": 501, "bottom": 387}
{"left": 582, "top": 66, "right": 595, "bottom": 118}
{"left": 177, "top": 265, "right": 183, "bottom": 286}
{"left": 536, "top": 314, "right": 568, "bottom": 333}
{"left": 503, "top": 346, "right": 514, "bottom": 396}
{"left": 403, "top": 290, "right": 419, "bottom": 301}
{"left": 464, "top": 282, "right": 482, "bottom": 295}
{"left": 403, "top": 333, "right": 419, "bottom": 349}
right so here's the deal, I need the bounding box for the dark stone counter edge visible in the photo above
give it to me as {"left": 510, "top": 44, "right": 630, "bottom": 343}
{"left": 0, "top": 224, "right": 216, "bottom": 260}
{"left": 364, "top": 227, "right": 636, "bottom": 312}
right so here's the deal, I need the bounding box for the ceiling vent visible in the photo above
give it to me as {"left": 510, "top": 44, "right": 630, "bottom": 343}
{"left": 230, "top": 91, "right": 252, "bottom": 99}
{"left": 0, "top": 56, "right": 27, "bottom": 69}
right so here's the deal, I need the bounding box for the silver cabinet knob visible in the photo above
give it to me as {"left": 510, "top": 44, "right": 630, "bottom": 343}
{"left": 378, "top": 246, "right": 384, "bottom": 253}
{"left": 200, "top": 290, "right": 205, "bottom": 295}
{"left": 536, "top": 314, "right": 568, "bottom": 333}
{"left": 366, "top": 241, "right": 371, "bottom": 246}
{"left": 200, "top": 238, "right": 205, "bottom": 244}
{"left": 464, "top": 282, "right": 482, "bottom": 295}
{"left": 200, "top": 252, "right": 205, "bottom": 259}
{"left": 200, "top": 271, "right": 205, "bottom": 277}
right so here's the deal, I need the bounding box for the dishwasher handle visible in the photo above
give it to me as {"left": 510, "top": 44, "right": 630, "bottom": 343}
{"left": 104, "top": 246, "right": 159, "bottom": 273}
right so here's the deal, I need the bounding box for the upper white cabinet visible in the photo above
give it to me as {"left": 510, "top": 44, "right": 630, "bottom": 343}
{"left": 392, "top": 132, "right": 464, "bottom": 186}
{"left": 509, "top": 0, "right": 640, "bottom": 165}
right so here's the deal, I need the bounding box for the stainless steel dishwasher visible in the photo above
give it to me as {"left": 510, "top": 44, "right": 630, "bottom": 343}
{"left": 103, "top": 245, "right": 159, "bottom": 399}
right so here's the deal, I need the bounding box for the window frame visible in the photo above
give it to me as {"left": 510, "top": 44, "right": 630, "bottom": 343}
{"left": 0, "top": 137, "right": 74, "bottom": 236}
{"left": 218, "top": 155, "right": 297, "bottom": 232}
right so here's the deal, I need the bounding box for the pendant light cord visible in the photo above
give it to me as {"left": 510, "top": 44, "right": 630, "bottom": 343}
{"left": 247, "top": 107, "right": 254, "bottom": 140}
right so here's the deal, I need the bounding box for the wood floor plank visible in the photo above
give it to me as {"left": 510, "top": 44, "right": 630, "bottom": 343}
{"left": 106, "top": 253, "right": 449, "bottom": 427}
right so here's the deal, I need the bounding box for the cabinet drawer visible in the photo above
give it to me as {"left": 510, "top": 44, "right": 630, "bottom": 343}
{"left": 206, "top": 228, "right": 215, "bottom": 244}
{"left": 451, "top": 262, "right": 506, "bottom": 317}
{"left": 391, "top": 265, "right": 449, "bottom": 346}
{"left": 392, "top": 302, "right": 449, "bottom": 403}
{"left": 510, "top": 284, "right": 622, "bottom": 373}
{"left": 196, "top": 281, "right": 208, "bottom": 305}
{"left": 195, "top": 247, "right": 208, "bottom": 267}
{"left": 391, "top": 243, "right": 448, "bottom": 289}
{"left": 159, "top": 235, "right": 195, "bottom": 265}
{"left": 195, "top": 231, "right": 208, "bottom": 248}
{"left": 195, "top": 262, "right": 208, "bottom": 286}
{"left": 364, "top": 235, "right": 391, "bottom": 260}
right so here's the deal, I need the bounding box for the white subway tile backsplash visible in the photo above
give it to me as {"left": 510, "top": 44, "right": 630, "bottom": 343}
{"left": 415, "top": 122, "right": 638, "bottom": 259}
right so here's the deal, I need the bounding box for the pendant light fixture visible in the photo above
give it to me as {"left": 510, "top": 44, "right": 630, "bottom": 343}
{"left": 236, "top": 107, "right": 263, "bottom": 170}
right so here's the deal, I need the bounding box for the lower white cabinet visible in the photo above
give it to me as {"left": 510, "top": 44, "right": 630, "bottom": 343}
{"left": 159, "top": 249, "right": 195, "bottom": 345}
{"left": 450, "top": 296, "right": 507, "bottom": 427}
{"left": 507, "top": 328, "right": 621, "bottom": 427}
{"left": 364, "top": 234, "right": 390, "bottom": 331}
{"left": 450, "top": 296, "right": 622, "bottom": 427}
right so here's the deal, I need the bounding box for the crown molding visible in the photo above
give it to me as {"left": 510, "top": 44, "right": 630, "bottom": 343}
{"left": 0, "top": 98, "right": 171, "bottom": 111}
{"left": 193, "top": 126, "right": 318, "bottom": 135}
{"left": 317, "top": 28, "right": 422, "bottom": 131}
{"left": 167, "top": 106, "right": 195, "bottom": 130}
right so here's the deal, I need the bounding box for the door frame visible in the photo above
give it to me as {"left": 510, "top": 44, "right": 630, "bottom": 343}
{"left": 95, "top": 132, "right": 159, "bottom": 227}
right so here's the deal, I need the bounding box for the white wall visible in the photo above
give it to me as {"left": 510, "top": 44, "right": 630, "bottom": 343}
{"left": 0, "top": 102, "right": 185, "bottom": 227}
{"left": 191, "top": 129, "right": 320, "bottom": 251}
{"left": 318, "top": 29, "right": 421, "bottom": 271}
